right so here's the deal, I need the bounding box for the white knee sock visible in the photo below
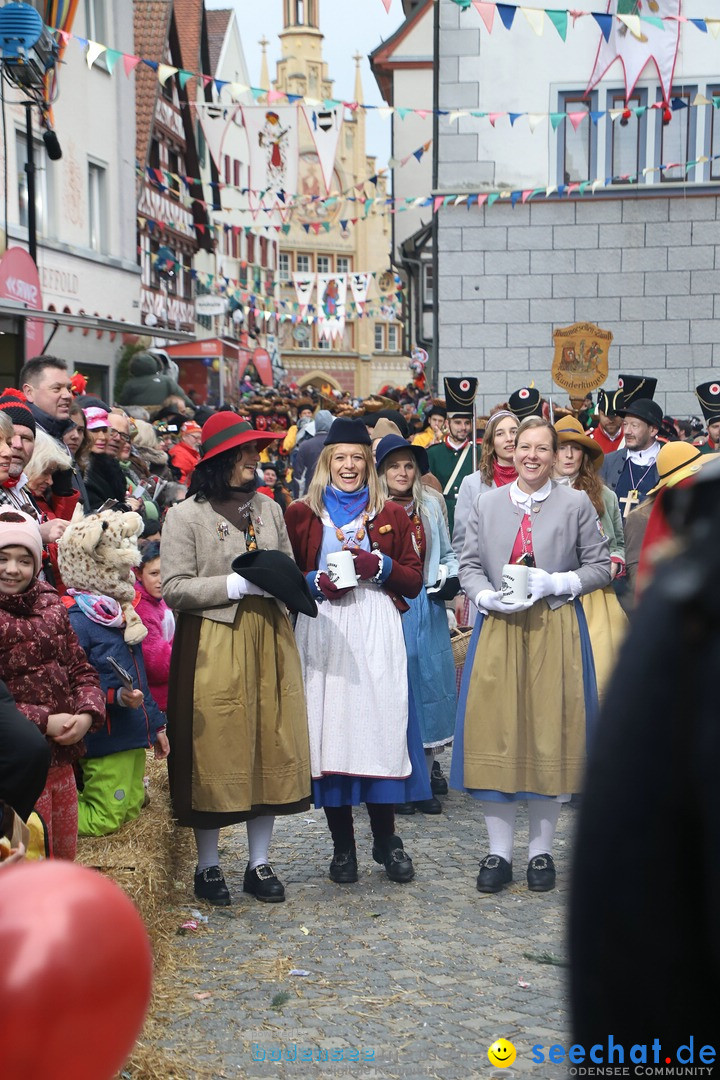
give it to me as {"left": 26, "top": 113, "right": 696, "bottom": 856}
{"left": 481, "top": 802, "right": 517, "bottom": 863}
{"left": 527, "top": 800, "right": 561, "bottom": 861}
{"left": 194, "top": 827, "right": 220, "bottom": 872}
{"left": 246, "top": 815, "right": 275, "bottom": 870}
{"left": 425, "top": 749, "right": 434, "bottom": 778}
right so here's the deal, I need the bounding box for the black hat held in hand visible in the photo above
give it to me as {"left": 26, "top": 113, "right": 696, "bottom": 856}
{"left": 231, "top": 549, "right": 318, "bottom": 618}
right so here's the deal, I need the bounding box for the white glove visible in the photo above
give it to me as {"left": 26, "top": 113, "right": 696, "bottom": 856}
{"left": 476, "top": 589, "right": 532, "bottom": 614}
{"left": 226, "top": 573, "right": 272, "bottom": 600}
{"left": 527, "top": 568, "right": 582, "bottom": 602}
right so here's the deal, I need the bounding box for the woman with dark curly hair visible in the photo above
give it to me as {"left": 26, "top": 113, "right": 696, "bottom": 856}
{"left": 161, "top": 413, "right": 311, "bottom": 906}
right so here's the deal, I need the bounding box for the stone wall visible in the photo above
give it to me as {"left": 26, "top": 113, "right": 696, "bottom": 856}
{"left": 437, "top": 194, "right": 720, "bottom": 417}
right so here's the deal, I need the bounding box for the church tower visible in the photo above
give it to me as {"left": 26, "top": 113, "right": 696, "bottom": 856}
{"left": 272, "top": 2, "right": 400, "bottom": 397}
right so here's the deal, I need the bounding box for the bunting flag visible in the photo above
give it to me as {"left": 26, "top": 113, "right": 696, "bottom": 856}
{"left": 317, "top": 273, "right": 347, "bottom": 341}
{"left": 241, "top": 105, "right": 299, "bottom": 222}
{"left": 292, "top": 272, "right": 315, "bottom": 315}
{"left": 587, "top": 0, "right": 683, "bottom": 102}
{"left": 301, "top": 104, "right": 343, "bottom": 194}
{"left": 349, "top": 271, "right": 372, "bottom": 312}
{"left": 195, "top": 102, "right": 241, "bottom": 177}
{"left": 44, "top": 0, "right": 80, "bottom": 119}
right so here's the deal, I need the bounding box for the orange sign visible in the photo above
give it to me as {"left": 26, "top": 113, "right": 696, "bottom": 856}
{"left": 552, "top": 322, "right": 612, "bottom": 395}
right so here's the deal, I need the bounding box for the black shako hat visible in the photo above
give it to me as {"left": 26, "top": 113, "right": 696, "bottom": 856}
{"left": 695, "top": 381, "right": 720, "bottom": 425}
{"left": 324, "top": 417, "right": 372, "bottom": 446}
{"left": 597, "top": 387, "right": 624, "bottom": 417}
{"left": 508, "top": 386, "right": 543, "bottom": 421}
{"left": 230, "top": 549, "right": 318, "bottom": 618}
{"left": 617, "top": 397, "right": 664, "bottom": 429}
{"left": 444, "top": 377, "right": 477, "bottom": 418}
{"left": 617, "top": 373, "right": 657, "bottom": 405}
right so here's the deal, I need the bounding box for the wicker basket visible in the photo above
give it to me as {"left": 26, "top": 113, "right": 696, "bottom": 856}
{"left": 450, "top": 626, "right": 473, "bottom": 668}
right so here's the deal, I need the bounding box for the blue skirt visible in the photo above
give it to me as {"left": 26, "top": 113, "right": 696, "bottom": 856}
{"left": 449, "top": 599, "right": 598, "bottom": 803}
{"left": 312, "top": 684, "right": 432, "bottom": 807}
{"left": 403, "top": 588, "right": 457, "bottom": 748}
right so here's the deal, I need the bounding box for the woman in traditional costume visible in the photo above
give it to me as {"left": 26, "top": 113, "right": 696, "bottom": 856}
{"left": 162, "top": 413, "right": 311, "bottom": 906}
{"left": 451, "top": 417, "right": 611, "bottom": 894}
{"left": 552, "top": 416, "right": 628, "bottom": 700}
{"left": 375, "top": 434, "right": 459, "bottom": 815}
{"left": 285, "top": 418, "right": 427, "bottom": 885}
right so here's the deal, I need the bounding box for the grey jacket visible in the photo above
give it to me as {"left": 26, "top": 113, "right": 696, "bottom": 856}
{"left": 452, "top": 471, "right": 493, "bottom": 558}
{"left": 459, "top": 482, "right": 612, "bottom": 611}
{"left": 161, "top": 492, "right": 294, "bottom": 624}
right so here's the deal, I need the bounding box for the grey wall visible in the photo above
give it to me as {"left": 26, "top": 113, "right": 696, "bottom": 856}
{"left": 436, "top": 0, "right": 720, "bottom": 420}
{"left": 437, "top": 194, "right": 720, "bottom": 418}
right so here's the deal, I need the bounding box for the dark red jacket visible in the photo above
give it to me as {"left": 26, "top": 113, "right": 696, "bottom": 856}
{"left": 284, "top": 499, "right": 423, "bottom": 614}
{"left": 0, "top": 580, "right": 105, "bottom": 766}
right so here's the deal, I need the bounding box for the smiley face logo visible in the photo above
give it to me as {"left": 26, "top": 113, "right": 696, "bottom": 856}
{"left": 488, "top": 1039, "right": 516, "bottom": 1068}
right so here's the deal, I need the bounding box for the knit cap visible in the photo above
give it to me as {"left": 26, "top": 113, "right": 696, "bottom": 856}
{"left": 0, "top": 389, "right": 36, "bottom": 435}
{"left": 0, "top": 510, "right": 43, "bottom": 575}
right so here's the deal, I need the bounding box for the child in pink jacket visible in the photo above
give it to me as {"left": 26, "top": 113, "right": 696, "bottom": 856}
{"left": 134, "top": 541, "right": 174, "bottom": 712}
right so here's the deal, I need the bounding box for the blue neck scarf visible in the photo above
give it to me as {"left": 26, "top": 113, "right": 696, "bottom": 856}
{"left": 324, "top": 484, "right": 369, "bottom": 528}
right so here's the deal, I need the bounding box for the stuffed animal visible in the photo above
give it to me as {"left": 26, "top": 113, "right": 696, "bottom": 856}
{"left": 57, "top": 509, "right": 147, "bottom": 644}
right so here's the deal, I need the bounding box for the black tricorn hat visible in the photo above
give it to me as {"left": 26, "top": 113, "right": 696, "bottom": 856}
{"left": 230, "top": 549, "right": 318, "bottom": 618}
{"left": 444, "top": 377, "right": 478, "bottom": 417}
{"left": 508, "top": 386, "right": 543, "bottom": 421}
{"left": 617, "top": 374, "right": 657, "bottom": 404}
{"left": 695, "top": 380, "right": 720, "bottom": 425}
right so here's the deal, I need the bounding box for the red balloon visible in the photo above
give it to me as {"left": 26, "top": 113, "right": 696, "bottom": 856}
{"left": 0, "top": 861, "right": 153, "bottom": 1080}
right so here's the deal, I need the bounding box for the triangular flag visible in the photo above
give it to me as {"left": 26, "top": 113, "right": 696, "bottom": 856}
{"left": 617, "top": 15, "right": 643, "bottom": 40}
{"left": 521, "top": 189, "right": 533, "bottom": 204}
{"left": 104, "top": 48, "right": 122, "bottom": 74}
{"left": 477, "top": 194, "right": 488, "bottom": 207}
{"left": 123, "top": 54, "right": 140, "bottom": 76}
{"left": 158, "top": 64, "right": 177, "bottom": 86}
{"left": 547, "top": 10, "right": 568, "bottom": 41}
{"left": 86, "top": 41, "right": 106, "bottom": 68}
{"left": 592, "top": 13, "right": 613, "bottom": 42}
{"left": 433, "top": 196, "right": 443, "bottom": 212}
{"left": 590, "top": 110, "right": 604, "bottom": 126}
{"left": 496, "top": 4, "right": 516, "bottom": 30}
{"left": 527, "top": 113, "right": 546, "bottom": 134}
{"left": 508, "top": 113, "right": 522, "bottom": 127}
{"left": 521, "top": 8, "right": 545, "bottom": 36}
{"left": 707, "top": 20, "right": 720, "bottom": 39}
{"left": 178, "top": 70, "right": 192, "bottom": 89}
{"left": 549, "top": 113, "right": 565, "bottom": 131}
{"left": 690, "top": 19, "right": 707, "bottom": 33}
{"left": 487, "top": 193, "right": 500, "bottom": 206}
{"left": 489, "top": 112, "right": 503, "bottom": 127}
{"left": 568, "top": 111, "right": 587, "bottom": 131}
{"left": 381, "top": 0, "right": 392, "bottom": 12}
{"left": 693, "top": 93, "right": 711, "bottom": 106}
{"left": 642, "top": 16, "right": 665, "bottom": 31}
{"left": 510, "top": 191, "right": 523, "bottom": 207}
{"left": 472, "top": 1, "right": 495, "bottom": 32}
{"left": 268, "top": 89, "right": 284, "bottom": 102}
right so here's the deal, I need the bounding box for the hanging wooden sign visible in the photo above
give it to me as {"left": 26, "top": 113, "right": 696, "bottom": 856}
{"left": 552, "top": 322, "right": 612, "bottom": 395}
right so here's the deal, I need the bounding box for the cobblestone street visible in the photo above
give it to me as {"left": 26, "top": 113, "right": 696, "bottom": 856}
{"left": 161, "top": 755, "right": 575, "bottom": 1080}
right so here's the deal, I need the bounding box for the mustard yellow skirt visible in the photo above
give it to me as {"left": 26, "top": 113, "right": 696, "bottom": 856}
{"left": 580, "top": 585, "right": 628, "bottom": 701}
{"left": 454, "top": 602, "right": 594, "bottom": 798}
{"left": 167, "top": 598, "right": 311, "bottom": 828}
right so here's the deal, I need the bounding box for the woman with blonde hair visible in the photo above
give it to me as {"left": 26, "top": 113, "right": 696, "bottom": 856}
{"left": 285, "top": 418, "right": 428, "bottom": 885}
{"left": 553, "top": 416, "right": 627, "bottom": 698}
{"left": 452, "top": 417, "right": 611, "bottom": 894}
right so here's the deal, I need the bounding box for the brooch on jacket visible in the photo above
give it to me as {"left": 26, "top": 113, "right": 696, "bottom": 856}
{"left": 217, "top": 521, "right": 229, "bottom": 541}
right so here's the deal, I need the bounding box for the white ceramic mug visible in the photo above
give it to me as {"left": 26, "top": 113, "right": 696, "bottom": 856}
{"left": 325, "top": 550, "right": 358, "bottom": 589}
{"left": 500, "top": 563, "right": 530, "bottom": 604}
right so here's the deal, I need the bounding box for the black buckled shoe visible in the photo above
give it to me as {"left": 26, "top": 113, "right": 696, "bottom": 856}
{"left": 394, "top": 802, "right": 416, "bottom": 815}
{"left": 372, "top": 834, "right": 415, "bottom": 883}
{"left": 194, "top": 865, "right": 231, "bottom": 906}
{"left": 243, "top": 863, "right": 286, "bottom": 903}
{"left": 414, "top": 796, "right": 442, "bottom": 815}
{"left": 476, "top": 854, "right": 513, "bottom": 894}
{"left": 431, "top": 760, "right": 448, "bottom": 796}
{"left": 527, "top": 853, "right": 556, "bottom": 892}
{"left": 329, "top": 847, "right": 358, "bottom": 884}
